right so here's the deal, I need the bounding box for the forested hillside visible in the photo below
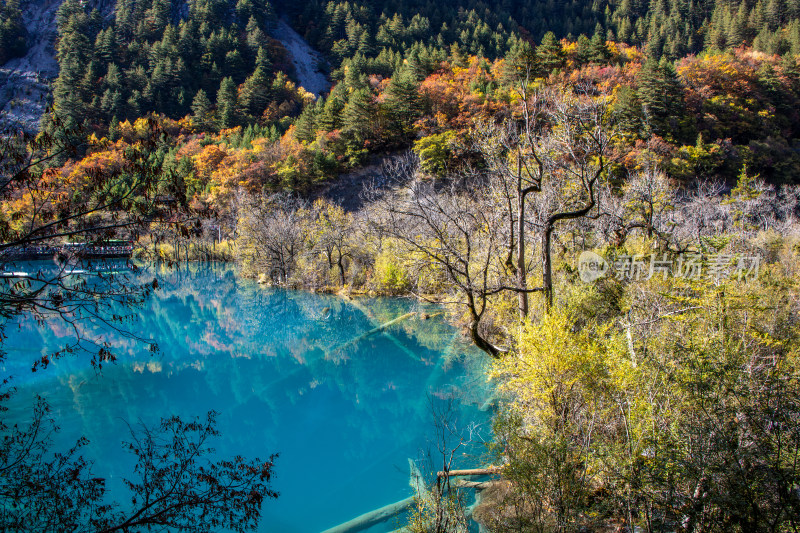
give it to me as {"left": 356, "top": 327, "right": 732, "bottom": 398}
{"left": 48, "top": 0, "right": 310, "bottom": 131}
{"left": 38, "top": 0, "right": 800, "bottom": 183}
{"left": 0, "top": 0, "right": 26, "bottom": 64}
{"left": 5, "top": 0, "right": 800, "bottom": 531}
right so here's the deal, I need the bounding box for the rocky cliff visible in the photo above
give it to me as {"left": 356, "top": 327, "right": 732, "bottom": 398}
{"left": 0, "top": 0, "right": 62, "bottom": 131}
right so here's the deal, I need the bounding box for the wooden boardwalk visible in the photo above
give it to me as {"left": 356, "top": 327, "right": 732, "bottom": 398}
{"left": 3, "top": 242, "right": 134, "bottom": 260}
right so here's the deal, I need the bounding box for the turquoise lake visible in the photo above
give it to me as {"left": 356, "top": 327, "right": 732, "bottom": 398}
{"left": 1, "top": 263, "right": 492, "bottom": 532}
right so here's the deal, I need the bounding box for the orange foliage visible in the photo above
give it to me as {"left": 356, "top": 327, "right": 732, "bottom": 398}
{"left": 677, "top": 52, "right": 761, "bottom": 100}
{"left": 416, "top": 56, "right": 507, "bottom": 134}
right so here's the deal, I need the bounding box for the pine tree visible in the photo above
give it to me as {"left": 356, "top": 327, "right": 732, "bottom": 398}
{"left": 575, "top": 34, "right": 591, "bottom": 66}
{"left": 503, "top": 39, "right": 537, "bottom": 80}
{"left": 537, "top": 31, "right": 564, "bottom": 72}
{"left": 589, "top": 25, "right": 610, "bottom": 63}
{"left": 294, "top": 103, "right": 317, "bottom": 143}
{"left": 317, "top": 89, "right": 344, "bottom": 132}
{"left": 0, "top": 0, "right": 27, "bottom": 64}
{"left": 192, "top": 89, "right": 214, "bottom": 130}
{"left": 216, "top": 77, "right": 238, "bottom": 129}
{"left": 341, "top": 87, "right": 373, "bottom": 147}
{"left": 637, "top": 57, "right": 685, "bottom": 140}
{"left": 383, "top": 66, "right": 421, "bottom": 139}
{"left": 239, "top": 65, "right": 271, "bottom": 119}
{"left": 51, "top": 0, "right": 93, "bottom": 125}
{"left": 254, "top": 46, "right": 271, "bottom": 72}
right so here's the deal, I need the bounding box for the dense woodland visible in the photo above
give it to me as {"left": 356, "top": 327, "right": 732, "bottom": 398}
{"left": 3, "top": 0, "right": 800, "bottom": 531}
{"left": 0, "top": 0, "right": 25, "bottom": 64}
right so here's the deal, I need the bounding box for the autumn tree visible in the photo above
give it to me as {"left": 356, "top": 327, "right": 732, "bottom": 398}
{"left": 0, "top": 118, "right": 187, "bottom": 363}
{"left": 236, "top": 193, "right": 307, "bottom": 284}
{"left": 307, "top": 198, "right": 354, "bottom": 286}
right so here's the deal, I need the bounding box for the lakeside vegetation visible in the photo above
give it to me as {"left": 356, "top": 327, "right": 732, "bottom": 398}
{"left": 3, "top": 0, "right": 800, "bottom": 530}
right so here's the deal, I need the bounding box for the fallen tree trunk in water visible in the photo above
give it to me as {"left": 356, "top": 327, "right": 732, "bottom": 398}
{"left": 349, "top": 311, "right": 416, "bottom": 341}
{"left": 437, "top": 466, "right": 502, "bottom": 478}
{"left": 327, "top": 309, "right": 417, "bottom": 359}
{"left": 453, "top": 479, "right": 498, "bottom": 490}
{"left": 319, "top": 496, "right": 415, "bottom": 533}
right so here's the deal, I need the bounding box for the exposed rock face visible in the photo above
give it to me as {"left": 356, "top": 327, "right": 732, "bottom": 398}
{"left": 268, "top": 18, "right": 331, "bottom": 97}
{"left": 0, "top": 0, "right": 115, "bottom": 132}
{"left": 0, "top": 0, "right": 62, "bottom": 132}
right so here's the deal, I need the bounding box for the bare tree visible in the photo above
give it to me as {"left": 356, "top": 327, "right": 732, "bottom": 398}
{"left": 369, "top": 173, "right": 513, "bottom": 357}
{"left": 598, "top": 163, "right": 679, "bottom": 249}
{"left": 477, "top": 85, "right": 616, "bottom": 312}
{"left": 474, "top": 85, "right": 554, "bottom": 319}
{"left": 236, "top": 193, "right": 306, "bottom": 284}
{"left": 407, "top": 396, "right": 486, "bottom": 533}
{"left": 307, "top": 199, "right": 354, "bottom": 286}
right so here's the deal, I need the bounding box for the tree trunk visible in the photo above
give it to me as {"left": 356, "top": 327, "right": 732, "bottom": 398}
{"left": 468, "top": 319, "right": 500, "bottom": 358}
{"left": 437, "top": 466, "right": 502, "bottom": 478}
{"left": 517, "top": 192, "right": 528, "bottom": 320}
{"left": 320, "top": 497, "right": 415, "bottom": 533}
{"left": 337, "top": 251, "right": 345, "bottom": 286}
{"left": 542, "top": 223, "right": 554, "bottom": 310}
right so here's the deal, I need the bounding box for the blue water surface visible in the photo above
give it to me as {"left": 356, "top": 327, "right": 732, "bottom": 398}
{"left": 1, "top": 262, "right": 492, "bottom": 532}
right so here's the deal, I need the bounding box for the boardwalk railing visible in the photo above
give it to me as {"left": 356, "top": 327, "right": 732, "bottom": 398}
{"left": 2, "top": 242, "right": 134, "bottom": 260}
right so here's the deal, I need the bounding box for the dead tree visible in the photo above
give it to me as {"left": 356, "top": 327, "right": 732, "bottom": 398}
{"left": 370, "top": 175, "right": 514, "bottom": 357}
{"left": 474, "top": 84, "right": 553, "bottom": 320}
{"left": 477, "top": 85, "right": 616, "bottom": 312}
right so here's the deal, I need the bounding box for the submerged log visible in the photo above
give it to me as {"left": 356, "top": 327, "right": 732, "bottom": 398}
{"left": 357, "top": 312, "right": 416, "bottom": 339}
{"left": 437, "top": 466, "right": 502, "bottom": 478}
{"left": 319, "top": 496, "right": 415, "bottom": 533}
{"left": 328, "top": 303, "right": 418, "bottom": 360}
{"left": 453, "top": 479, "right": 498, "bottom": 491}
{"left": 320, "top": 459, "right": 424, "bottom": 533}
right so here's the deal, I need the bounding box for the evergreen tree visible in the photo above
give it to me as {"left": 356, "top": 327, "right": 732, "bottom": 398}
{"left": 575, "top": 34, "right": 591, "bottom": 66}
{"left": 537, "top": 31, "right": 564, "bottom": 72}
{"left": 51, "top": 0, "right": 94, "bottom": 125}
{"left": 0, "top": 0, "right": 26, "bottom": 64}
{"left": 341, "top": 87, "right": 373, "bottom": 149}
{"left": 383, "top": 66, "right": 421, "bottom": 137}
{"left": 503, "top": 39, "right": 538, "bottom": 81}
{"left": 317, "top": 87, "right": 345, "bottom": 132}
{"left": 637, "top": 57, "right": 686, "bottom": 140}
{"left": 239, "top": 65, "right": 271, "bottom": 119}
{"left": 589, "top": 25, "right": 610, "bottom": 63}
{"left": 294, "top": 103, "right": 317, "bottom": 143}
{"left": 254, "top": 46, "right": 272, "bottom": 72}
{"left": 192, "top": 89, "right": 214, "bottom": 130}
{"left": 216, "top": 77, "right": 238, "bottom": 129}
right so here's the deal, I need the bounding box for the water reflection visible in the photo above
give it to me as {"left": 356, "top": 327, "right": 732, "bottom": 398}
{"left": 3, "top": 262, "right": 490, "bottom": 532}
